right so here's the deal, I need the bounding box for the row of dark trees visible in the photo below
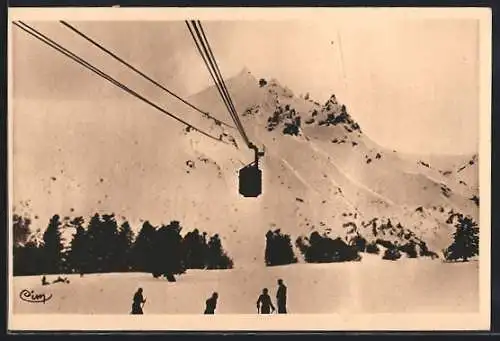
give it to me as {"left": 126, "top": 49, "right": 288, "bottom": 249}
{"left": 264, "top": 213, "right": 479, "bottom": 266}
{"left": 13, "top": 211, "right": 479, "bottom": 275}
{"left": 13, "top": 213, "right": 233, "bottom": 278}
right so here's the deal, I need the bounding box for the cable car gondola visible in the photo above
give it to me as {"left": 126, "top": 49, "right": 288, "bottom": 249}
{"left": 186, "top": 20, "right": 266, "bottom": 198}
{"left": 239, "top": 143, "right": 264, "bottom": 198}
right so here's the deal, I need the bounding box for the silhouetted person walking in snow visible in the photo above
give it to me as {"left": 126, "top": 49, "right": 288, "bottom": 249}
{"left": 276, "top": 279, "right": 287, "bottom": 314}
{"left": 204, "top": 292, "right": 218, "bottom": 314}
{"left": 41, "top": 275, "right": 49, "bottom": 286}
{"left": 257, "top": 288, "right": 275, "bottom": 314}
{"left": 131, "top": 288, "right": 146, "bottom": 314}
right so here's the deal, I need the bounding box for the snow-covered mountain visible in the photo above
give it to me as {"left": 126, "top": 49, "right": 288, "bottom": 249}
{"left": 12, "top": 68, "right": 479, "bottom": 265}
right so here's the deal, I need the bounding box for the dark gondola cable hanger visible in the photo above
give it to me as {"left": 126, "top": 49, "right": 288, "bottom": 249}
{"left": 186, "top": 20, "right": 264, "bottom": 197}
{"left": 13, "top": 21, "right": 227, "bottom": 145}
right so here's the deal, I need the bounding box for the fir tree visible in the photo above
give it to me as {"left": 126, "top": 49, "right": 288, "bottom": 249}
{"left": 116, "top": 221, "right": 134, "bottom": 271}
{"left": 42, "top": 214, "right": 64, "bottom": 274}
{"left": 152, "top": 220, "right": 185, "bottom": 278}
{"left": 183, "top": 229, "right": 206, "bottom": 269}
{"left": 265, "top": 229, "right": 297, "bottom": 266}
{"left": 445, "top": 215, "right": 479, "bottom": 262}
{"left": 85, "top": 213, "right": 120, "bottom": 272}
{"left": 100, "top": 213, "right": 120, "bottom": 272}
{"left": 131, "top": 221, "right": 156, "bottom": 273}
{"left": 206, "top": 234, "right": 233, "bottom": 269}
{"left": 85, "top": 213, "right": 101, "bottom": 272}
{"left": 68, "top": 216, "right": 88, "bottom": 275}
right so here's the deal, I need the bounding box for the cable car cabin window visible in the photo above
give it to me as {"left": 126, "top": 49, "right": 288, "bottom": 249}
{"left": 239, "top": 164, "right": 262, "bottom": 197}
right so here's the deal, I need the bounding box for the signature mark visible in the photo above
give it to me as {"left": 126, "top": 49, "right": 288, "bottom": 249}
{"left": 19, "top": 289, "right": 53, "bottom": 304}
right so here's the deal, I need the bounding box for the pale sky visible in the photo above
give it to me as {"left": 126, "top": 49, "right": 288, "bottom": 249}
{"left": 12, "top": 19, "right": 479, "bottom": 154}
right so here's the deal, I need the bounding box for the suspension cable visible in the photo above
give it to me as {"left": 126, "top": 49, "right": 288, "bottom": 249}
{"left": 184, "top": 22, "right": 242, "bottom": 141}
{"left": 192, "top": 21, "right": 250, "bottom": 146}
{"left": 186, "top": 20, "right": 253, "bottom": 149}
{"left": 14, "top": 21, "right": 228, "bottom": 144}
{"left": 59, "top": 20, "right": 235, "bottom": 129}
{"left": 195, "top": 21, "right": 249, "bottom": 143}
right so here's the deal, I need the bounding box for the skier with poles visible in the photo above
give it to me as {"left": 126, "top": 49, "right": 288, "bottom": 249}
{"left": 256, "top": 288, "right": 275, "bottom": 314}
{"left": 131, "top": 288, "right": 146, "bottom": 314}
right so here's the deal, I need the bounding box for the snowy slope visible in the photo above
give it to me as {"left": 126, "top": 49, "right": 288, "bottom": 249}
{"left": 181, "top": 69, "right": 479, "bottom": 256}
{"left": 12, "top": 259, "right": 479, "bottom": 314}
{"left": 12, "top": 68, "right": 479, "bottom": 264}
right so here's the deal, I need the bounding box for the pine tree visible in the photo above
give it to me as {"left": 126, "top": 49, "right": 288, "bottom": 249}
{"left": 116, "top": 221, "right": 134, "bottom": 271}
{"left": 100, "top": 213, "right": 120, "bottom": 272}
{"left": 131, "top": 221, "right": 156, "bottom": 273}
{"left": 206, "top": 234, "right": 233, "bottom": 269}
{"left": 152, "top": 220, "right": 186, "bottom": 278}
{"left": 445, "top": 215, "right": 479, "bottom": 262}
{"left": 85, "top": 213, "right": 101, "bottom": 273}
{"left": 68, "top": 217, "right": 88, "bottom": 275}
{"left": 42, "top": 214, "right": 63, "bottom": 274}
{"left": 86, "top": 213, "right": 119, "bottom": 273}
{"left": 59, "top": 216, "right": 73, "bottom": 273}
{"left": 183, "top": 229, "right": 205, "bottom": 269}
{"left": 265, "top": 229, "right": 297, "bottom": 266}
